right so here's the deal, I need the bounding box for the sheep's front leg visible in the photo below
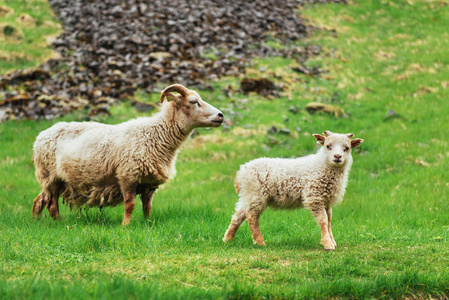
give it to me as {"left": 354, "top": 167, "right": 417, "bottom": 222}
{"left": 311, "top": 206, "right": 334, "bottom": 251}
{"left": 141, "top": 188, "right": 155, "bottom": 220}
{"left": 122, "top": 188, "right": 136, "bottom": 226}
{"left": 326, "top": 207, "right": 337, "bottom": 248}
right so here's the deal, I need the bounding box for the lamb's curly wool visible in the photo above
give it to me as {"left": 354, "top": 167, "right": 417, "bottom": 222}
{"left": 223, "top": 131, "right": 363, "bottom": 250}
{"left": 32, "top": 84, "right": 223, "bottom": 225}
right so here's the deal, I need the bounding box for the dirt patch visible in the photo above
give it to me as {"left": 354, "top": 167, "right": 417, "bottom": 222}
{"left": 240, "top": 78, "right": 276, "bottom": 96}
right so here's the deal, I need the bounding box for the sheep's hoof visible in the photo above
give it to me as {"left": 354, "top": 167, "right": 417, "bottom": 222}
{"left": 322, "top": 240, "right": 335, "bottom": 250}
{"left": 254, "top": 241, "right": 266, "bottom": 246}
{"left": 223, "top": 237, "right": 233, "bottom": 243}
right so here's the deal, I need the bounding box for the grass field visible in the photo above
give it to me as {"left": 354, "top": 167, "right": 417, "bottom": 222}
{"left": 1, "top": 0, "right": 449, "bottom": 298}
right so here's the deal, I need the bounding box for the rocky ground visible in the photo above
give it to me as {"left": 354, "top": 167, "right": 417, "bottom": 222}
{"left": 0, "top": 0, "right": 345, "bottom": 121}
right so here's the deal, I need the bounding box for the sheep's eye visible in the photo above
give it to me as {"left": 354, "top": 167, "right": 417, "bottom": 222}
{"left": 344, "top": 146, "right": 350, "bottom": 152}
{"left": 189, "top": 100, "right": 199, "bottom": 105}
{"left": 326, "top": 145, "right": 332, "bottom": 150}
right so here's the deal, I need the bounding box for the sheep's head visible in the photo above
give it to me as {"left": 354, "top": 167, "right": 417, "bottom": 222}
{"left": 160, "top": 84, "right": 224, "bottom": 130}
{"left": 313, "top": 131, "right": 364, "bottom": 167}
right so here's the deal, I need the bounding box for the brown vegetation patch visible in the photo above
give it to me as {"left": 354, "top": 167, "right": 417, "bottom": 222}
{"left": 187, "top": 135, "right": 233, "bottom": 149}
{"left": 305, "top": 102, "right": 346, "bottom": 117}
{"left": 15, "top": 14, "right": 36, "bottom": 27}
{"left": 0, "top": 23, "right": 24, "bottom": 40}
{"left": 0, "top": 5, "right": 14, "bottom": 16}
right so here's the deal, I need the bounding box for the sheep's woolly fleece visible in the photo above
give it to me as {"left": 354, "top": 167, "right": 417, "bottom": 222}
{"left": 235, "top": 152, "right": 351, "bottom": 214}
{"left": 224, "top": 131, "right": 363, "bottom": 249}
{"left": 33, "top": 100, "right": 188, "bottom": 208}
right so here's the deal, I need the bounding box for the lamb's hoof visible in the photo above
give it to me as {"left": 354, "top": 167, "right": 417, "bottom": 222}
{"left": 323, "top": 243, "right": 335, "bottom": 251}
{"left": 254, "top": 241, "right": 266, "bottom": 246}
{"left": 322, "top": 240, "right": 335, "bottom": 251}
{"left": 223, "top": 236, "right": 233, "bottom": 243}
{"left": 324, "top": 246, "right": 335, "bottom": 251}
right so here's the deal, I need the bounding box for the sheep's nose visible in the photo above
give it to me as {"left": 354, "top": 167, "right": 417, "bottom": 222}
{"left": 334, "top": 154, "right": 342, "bottom": 159}
{"left": 218, "top": 112, "right": 224, "bottom": 118}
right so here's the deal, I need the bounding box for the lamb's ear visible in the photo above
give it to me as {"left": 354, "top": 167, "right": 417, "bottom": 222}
{"left": 351, "top": 138, "right": 364, "bottom": 148}
{"left": 323, "top": 131, "right": 333, "bottom": 137}
{"left": 346, "top": 133, "right": 354, "bottom": 138}
{"left": 313, "top": 134, "right": 326, "bottom": 145}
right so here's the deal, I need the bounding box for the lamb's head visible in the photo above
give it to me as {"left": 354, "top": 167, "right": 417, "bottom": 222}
{"left": 160, "top": 84, "right": 224, "bottom": 130}
{"left": 313, "top": 131, "right": 363, "bottom": 167}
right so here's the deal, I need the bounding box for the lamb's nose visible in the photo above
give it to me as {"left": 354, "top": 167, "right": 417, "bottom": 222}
{"left": 218, "top": 112, "right": 224, "bottom": 118}
{"left": 334, "top": 154, "right": 342, "bottom": 159}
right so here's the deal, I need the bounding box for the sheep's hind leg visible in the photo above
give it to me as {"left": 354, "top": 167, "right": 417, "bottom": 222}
{"left": 32, "top": 192, "right": 48, "bottom": 218}
{"left": 141, "top": 188, "right": 155, "bottom": 220}
{"left": 326, "top": 207, "right": 337, "bottom": 248}
{"left": 310, "top": 206, "right": 334, "bottom": 251}
{"left": 122, "top": 188, "right": 136, "bottom": 226}
{"left": 46, "top": 190, "right": 61, "bottom": 220}
{"left": 223, "top": 209, "right": 246, "bottom": 242}
{"left": 247, "top": 211, "right": 266, "bottom": 246}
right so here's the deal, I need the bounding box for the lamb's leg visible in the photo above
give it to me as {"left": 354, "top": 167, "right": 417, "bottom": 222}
{"left": 46, "top": 190, "right": 61, "bottom": 220}
{"left": 122, "top": 188, "right": 136, "bottom": 226}
{"left": 32, "top": 192, "right": 47, "bottom": 218}
{"left": 223, "top": 208, "right": 246, "bottom": 242}
{"left": 326, "top": 207, "right": 337, "bottom": 248}
{"left": 311, "top": 207, "right": 334, "bottom": 250}
{"left": 141, "top": 188, "right": 155, "bottom": 220}
{"left": 247, "top": 211, "right": 265, "bottom": 246}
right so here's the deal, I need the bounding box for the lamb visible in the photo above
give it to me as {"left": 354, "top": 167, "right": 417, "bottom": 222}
{"left": 32, "top": 84, "right": 224, "bottom": 225}
{"left": 223, "top": 131, "right": 363, "bottom": 250}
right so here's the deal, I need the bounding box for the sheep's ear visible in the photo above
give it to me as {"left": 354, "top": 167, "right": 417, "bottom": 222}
{"left": 160, "top": 84, "right": 189, "bottom": 103}
{"left": 313, "top": 134, "right": 326, "bottom": 145}
{"left": 161, "top": 92, "right": 177, "bottom": 103}
{"left": 323, "top": 131, "right": 333, "bottom": 137}
{"left": 351, "top": 138, "right": 364, "bottom": 148}
{"left": 346, "top": 133, "right": 354, "bottom": 138}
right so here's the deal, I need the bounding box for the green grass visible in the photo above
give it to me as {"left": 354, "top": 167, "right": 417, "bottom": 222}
{"left": 0, "top": 0, "right": 62, "bottom": 74}
{"left": 1, "top": 0, "right": 449, "bottom": 298}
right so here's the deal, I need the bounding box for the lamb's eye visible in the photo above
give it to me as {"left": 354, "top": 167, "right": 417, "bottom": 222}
{"left": 344, "top": 146, "right": 350, "bottom": 152}
{"left": 326, "top": 145, "right": 332, "bottom": 150}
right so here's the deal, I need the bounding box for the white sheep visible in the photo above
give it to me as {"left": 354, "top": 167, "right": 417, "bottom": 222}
{"left": 32, "top": 84, "right": 223, "bottom": 225}
{"left": 223, "top": 131, "right": 363, "bottom": 250}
